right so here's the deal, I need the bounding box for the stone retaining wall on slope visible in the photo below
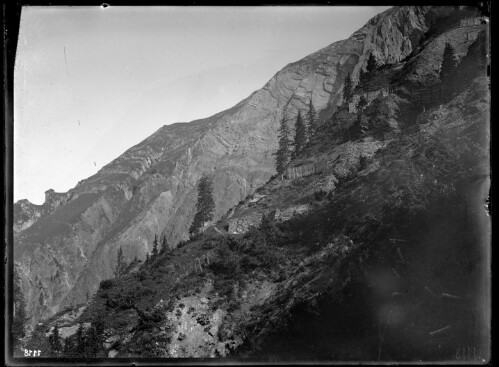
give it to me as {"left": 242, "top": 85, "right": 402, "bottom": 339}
{"left": 284, "top": 161, "right": 331, "bottom": 180}
{"left": 274, "top": 205, "right": 311, "bottom": 222}
{"left": 411, "top": 84, "right": 443, "bottom": 105}
{"left": 227, "top": 204, "right": 312, "bottom": 235}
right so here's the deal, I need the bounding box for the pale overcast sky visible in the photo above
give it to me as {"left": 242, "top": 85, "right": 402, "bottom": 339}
{"left": 14, "top": 6, "right": 390, "bottom": 204}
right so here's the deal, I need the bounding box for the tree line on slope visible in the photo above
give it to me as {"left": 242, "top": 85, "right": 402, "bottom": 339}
{"left": 26, "top": 318, "right": 106, "bottom": 358}
{"left": 274, "top": 99, "right": 317, "bottom": 174}
{"left": 275, "top": 52, "right": 381, "bottom": 175}
{"left": 114, "top": 233, "right": 175, "bottom": 279}
{"left": 117, "top": 53, "right": 384, "bottom": 252}
{"left": 328, "top": 36, "right": 485, "bottom": 143}
{"left": 189, "top": 174, "right": 215, "bottom": 237}
{"left": 148, "top": 35, "right": 485, "bottom": 261}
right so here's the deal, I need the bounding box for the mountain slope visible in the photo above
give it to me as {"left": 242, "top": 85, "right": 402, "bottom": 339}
{"left": 19, "top": 5, "right": 489, "bottom": 361}
{"left": 34, "top": 73, "right": 489, "bottom": 360}
{"left": 14, "top": 6, "right": 476, "bottom": 324}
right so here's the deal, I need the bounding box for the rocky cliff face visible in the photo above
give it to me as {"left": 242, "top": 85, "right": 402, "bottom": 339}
{"left": 15, "top": 6, "right": 463, "bottom": 324}
{"left": 14, "top": 200, "right": 44, "bottom": 233}
{"left": 13, "top": 190, "right": 69, "bottom": 233}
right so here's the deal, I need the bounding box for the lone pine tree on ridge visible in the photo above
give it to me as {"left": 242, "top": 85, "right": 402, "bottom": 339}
{"left": 189, "top": 174, "right": 216, "bottom": 237}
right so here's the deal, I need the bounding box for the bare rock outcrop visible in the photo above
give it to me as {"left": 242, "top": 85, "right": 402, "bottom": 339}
{"left": 14, "top": 200, "right": 44, "bottom": 233}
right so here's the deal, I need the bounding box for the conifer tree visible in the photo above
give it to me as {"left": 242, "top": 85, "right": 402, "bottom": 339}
{"left": 343, "top": 72, "right": 354, "bottom": 103}
{"left": 190, "top": 211, "right": 204, "bottom": 238}
{"left": 113, "top": 247, "right": 126, "bottom": 278}
{"left": 12, "top": 269, "right": 27, "bottom": 352}
{"left": 274, "top": 109, "right": 292, "bottom": 173}
{"left": 306, "top": 99, "right": 317, "bottom": 136}
{"left": 440, "top": 42, "right": 458, "bottom": 82}
{"left": 152, "top": 234, "right": 159, "bottom": 257}
{"left": 259, "top": 211, "right": 280, "bottom": 246}
{"left": 199, "top": 175, "right": 215, "bottom": 223}
{"left": 366, "top": 53, "right": 378, "bottom": 73}
{"left": 75, "top": 324, "right": 85, "bottom": 353}
{"left": 48, "top": 324, "right": 62, "bottom": 356}
{"left": 84, "top": 325, "right": 101, "bottom": 357}
{"left": 62, "top": 337, "right": 74, "bottom": 357}
{"left": 359, "top": 69, "right": 367, "bottom": 88}
{"left": 160, "top": 236, "right": 169, "bottom": 255}
{"left": 189, "top": 174, "right": 216, "bottom": 237}
{"left": 27, "top": 324, "right": 52, "bottom": 357}
{"left": 63, "top": 336, "right": 81, "bottom": 358}
{"left": 93, "top": 316, "right": 105, "bottom": 336}
{"left": 293, "top": 111, "right": 307, "bottom": 158}
{"left": 359, "top": 53, "right": 378, "bottom": 87}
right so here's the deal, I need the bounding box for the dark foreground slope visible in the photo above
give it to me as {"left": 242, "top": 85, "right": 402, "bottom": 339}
{"left": 24, "top": 8, "right": 490, "bottom": 361}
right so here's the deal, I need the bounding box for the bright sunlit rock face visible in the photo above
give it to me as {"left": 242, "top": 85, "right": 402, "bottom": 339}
{"left": 14, "top": 6, "right": 390, "bottom": 205}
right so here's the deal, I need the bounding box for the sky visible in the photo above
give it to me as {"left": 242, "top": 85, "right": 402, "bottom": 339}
{"left": 14, "top": 6, "right": 390, "bottom": 204}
